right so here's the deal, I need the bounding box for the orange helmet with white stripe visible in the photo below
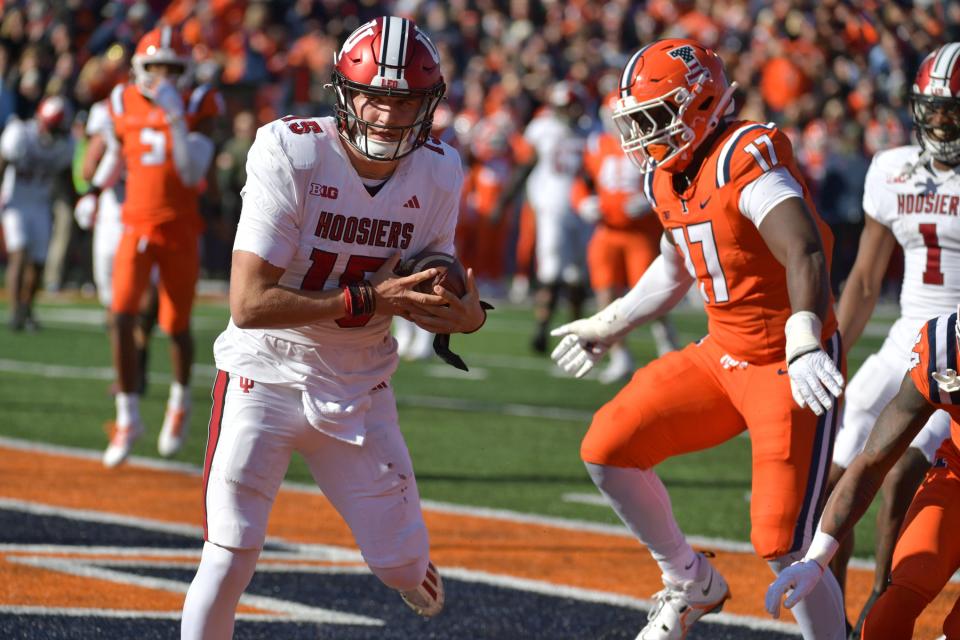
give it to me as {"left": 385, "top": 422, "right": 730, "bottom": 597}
{"left": 132, "top": 26, "right": 190, "bottom": 98}
{"left": 614, "top": 39, "right": 737, "bottom": 173}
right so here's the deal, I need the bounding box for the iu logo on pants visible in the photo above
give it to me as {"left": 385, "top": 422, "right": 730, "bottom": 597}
{"left": 239, "top": 377, "right": 255, "bottom": 393}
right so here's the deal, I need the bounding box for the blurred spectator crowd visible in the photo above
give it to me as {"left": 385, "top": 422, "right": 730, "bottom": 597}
{"left": 0, "top": 0, "right": 958, "bottom": 296}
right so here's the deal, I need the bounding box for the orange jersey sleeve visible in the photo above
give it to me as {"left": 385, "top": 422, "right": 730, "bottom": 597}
{"left": 648, "top": 121, "right": 836, "bottom": 364}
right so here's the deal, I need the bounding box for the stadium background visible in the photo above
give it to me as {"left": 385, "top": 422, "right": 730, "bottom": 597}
{"left": 1, "top": 0, "right": 960, "bottom": 638}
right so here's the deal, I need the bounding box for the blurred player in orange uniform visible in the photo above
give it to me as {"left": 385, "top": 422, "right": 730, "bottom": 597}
{"left": 767, "top": 310, "right": 960, "bottom": 638}
{"left": 102, "top": 25, "right": 222, "bottom": 468}
{"left": 462, "top": 109, "right": 530, "bottom": 295}
{"left": 552, "top": 40, "right": 846, "bottom": 639}
{"left": 570, "top": 91, "right": 677, "bottom": 383}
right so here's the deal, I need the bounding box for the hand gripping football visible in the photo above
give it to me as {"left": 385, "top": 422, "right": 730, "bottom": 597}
{"left": 398, "top": 251, "right": 467, "bottom": 298}
{"left": 397, "top": 251, "right": 473, "bottom": 371}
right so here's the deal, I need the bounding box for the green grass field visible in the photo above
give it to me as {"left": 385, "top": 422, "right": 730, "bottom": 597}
{"left": 0, "top": 295, "right": 894, "bottom": 556}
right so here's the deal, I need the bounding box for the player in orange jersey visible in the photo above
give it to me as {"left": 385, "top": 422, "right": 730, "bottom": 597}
{"left": 570, "top": 90, "right": 677, "bottom": 383}
{"left": 102, "top": 25, "right": 222, "bottom": 468}
{"left": 551, "top": 40, "right": 846, "bottom": 639}
{"left": 767, "top": 309, "right": 960, "bottom": 639}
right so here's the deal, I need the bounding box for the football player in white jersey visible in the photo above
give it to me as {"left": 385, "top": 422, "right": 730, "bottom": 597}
{"left": 1, "top": 96, "right": 74, "bottom": 330}
{"left": 75, "top": 99, "right": 157, "bottom": 396}
{"left": 496, "top": 82, "right": 589, "bottom": 353}
{"left": 825, "top": 43, "right": 960, "bottom": 634}
{"left": 180, "top": 17, "right": 486, "bottom": 640}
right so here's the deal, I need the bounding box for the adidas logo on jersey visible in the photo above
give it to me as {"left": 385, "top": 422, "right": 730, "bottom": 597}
{"left": 403, "top": 195, "right": 421, "bottom": 209}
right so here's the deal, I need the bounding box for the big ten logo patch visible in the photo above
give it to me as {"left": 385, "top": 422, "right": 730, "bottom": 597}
{"left": 668, "top": 45, "right": 709, "bottom": 85}
{"left": 310, "top": 183, "right": 339, "bottom": 199}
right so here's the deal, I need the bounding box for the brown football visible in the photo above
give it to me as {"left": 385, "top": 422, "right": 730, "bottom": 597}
{"left": 399, "top": 251, "right": 467, "bottom": 298}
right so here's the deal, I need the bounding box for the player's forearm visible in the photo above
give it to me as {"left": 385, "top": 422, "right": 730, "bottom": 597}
{"left": 784, "top": 243, "right": 830, "bottom": 321}
{"left": 818, "top": 455, "right": 888, "bottom": 547}
{"left": 230, "top": 284, "right": 351, "bottom": 329}
{"left": 89, "top": 144, "right": 122, "bottom": 190}
{"left": 836, "top": 267, "right": 881, "bottom": 349}
{"left": 168, "top": 118, "right": 212, "bottom": 187}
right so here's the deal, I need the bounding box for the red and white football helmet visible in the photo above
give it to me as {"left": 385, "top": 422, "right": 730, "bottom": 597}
{"left": 614, "top": 39, "right": 737, "bottom": 173}
{"left": 132, "top": 26, "right": 190, "bottom": 98}
{"left": 912, "top": 43, "right": 960, "bottom": 165}
{"left": 36, "top": 95, "right": 71, "bottom": 134}
{"left": 332, "top": 16, "right": 445, "bottom": 161}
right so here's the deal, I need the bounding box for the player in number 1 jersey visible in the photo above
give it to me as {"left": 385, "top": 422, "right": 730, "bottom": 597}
{"left": 550, "top": 39, "right": 846, "bottom": 639}
{"left": 823, "top": 42, "right": 960, "bottom": 634}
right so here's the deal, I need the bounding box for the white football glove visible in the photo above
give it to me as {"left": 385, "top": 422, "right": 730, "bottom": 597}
{"left": 550, "top": 300, "right": 630, "bottom": 378}
{"left": 624, "top": 193, "right": 651, "bottom": 219}
{"left": 788, "top": 350, "right": 844, "bottom": 416}
{"left": 784, "top": 311, "right": 844, "bottom": 416}
{"left": 153, "top": 79, "right": 185, "bottom": 119}
{"left": 764, "top": 559, "right": 824, "bottom": 619}
{"left": 577, "top": 195, "right": 601, "bottom": 224}
{"left": 74, "top": 192, "right": 99, "bottom": 230}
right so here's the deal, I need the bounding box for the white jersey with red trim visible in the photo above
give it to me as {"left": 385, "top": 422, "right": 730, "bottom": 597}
{"left": 523, "top": 111, "right": 585, "bottom": 215}
{"left": 214, "top": 116, "right": 462, "bottom": 443}
{"left": 865, "top": 144, "right": 960, "bottom": 326}
{"left": 0, "top": 117, "right": 73, "bottom": 210}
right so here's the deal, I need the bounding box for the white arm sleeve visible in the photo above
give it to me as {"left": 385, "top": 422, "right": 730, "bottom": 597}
{"left": 613, "top": 233, "right": 695, "bottom": 331}
{"left": 168, "top": 117, "right": 212, "bottom": 187}
{"left": 738, "top": 166, "right": 804, "bottom": 228}
{"left": 233, "top": 126, "right": 302, "bottom": 269}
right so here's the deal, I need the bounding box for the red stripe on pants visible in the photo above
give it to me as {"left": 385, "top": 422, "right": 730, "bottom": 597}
{"left": 202, "top": 370, "right": 230, "bottom": 540}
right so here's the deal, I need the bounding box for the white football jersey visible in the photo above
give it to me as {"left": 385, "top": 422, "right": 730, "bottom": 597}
{"left": 216, "top": 115, "right": 462, "bottom": 398}
{"left": 523, "top": 112, "right": 585, "bottom": 215}
{"left": 0, "top": 118, "right": 73, "bottom": 209}
{"left": 85, "top": 101, "right": 124, "bottom": 226}
{"left": 864, "top": 145, "right": 960, "bottom": 323}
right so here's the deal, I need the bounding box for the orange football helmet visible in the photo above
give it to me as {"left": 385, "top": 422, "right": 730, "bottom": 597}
{"left": 614, "top": 39, "right": 737, "bottom": 173}
{"left": 132, "top": 26, "right": 190, "bottom": 98}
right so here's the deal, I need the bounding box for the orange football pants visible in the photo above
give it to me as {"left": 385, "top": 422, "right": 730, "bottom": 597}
{"left": 111, "top": 221, "right": 199, "bottom": 335}
{"left": 581, "top": 333, "right": 843, "bottom": 559}
{"left": 862, "top": 445, "right": 960, "bottom": 640}
{"left": 587, "top": 225, "right": 659, "bottom": 291}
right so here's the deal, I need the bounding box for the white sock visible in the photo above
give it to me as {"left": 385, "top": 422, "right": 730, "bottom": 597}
{"left": 768, "top": 552, "right": 846, "bottom": 639}
{"left": 115, "top": 392, "right": 140, "bottom": 427}
{"left": 168, "top": 381, "right": 190, "bottom": 411}
{"left": 585, "top": 462, "right": 699, "bottom": 582}
{"left": 181, "top": 542, "right": 259, "bottom": 640}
